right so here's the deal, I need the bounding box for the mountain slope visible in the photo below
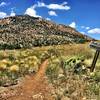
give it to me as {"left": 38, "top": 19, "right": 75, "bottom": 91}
{"left": 0, "top": 15, "right": 93, "bottom": 49}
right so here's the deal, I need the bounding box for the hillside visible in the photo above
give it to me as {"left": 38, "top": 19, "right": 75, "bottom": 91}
{"left": 0, "top": 15, "right": 93, "bottom": 49}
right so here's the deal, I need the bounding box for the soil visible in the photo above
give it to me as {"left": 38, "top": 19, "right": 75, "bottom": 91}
{"left": 0, "top": 59, "right": 54, "bottom": 100}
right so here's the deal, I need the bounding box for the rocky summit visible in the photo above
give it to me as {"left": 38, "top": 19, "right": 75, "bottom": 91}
{"left": 0, "top": 15, "right": 93, "bottom": 49}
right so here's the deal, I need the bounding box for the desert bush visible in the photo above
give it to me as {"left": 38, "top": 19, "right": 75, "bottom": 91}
{"left": 0, "top": 49, "right": 41, "bottom": 86}
{"left": 62, "top": 56, "right": 87, "bottom": 75}
{"left": 89, "top": 83, "right": 100, "bottom": 95}
{"left": 90, "top": 71, "right": 100, "bottom": 82}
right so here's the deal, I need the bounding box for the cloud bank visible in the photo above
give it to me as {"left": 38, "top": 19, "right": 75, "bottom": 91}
{"left": 37, "top": 2, "right": 70, "bottom": 10}
{"left": 25, "top": 1, "right": 70, "bottom": 17}
{"left": 0, "top": 10, "right": 16, "bottom": 19}
{"left": 25, "top": 7, "right": 41, "bottom": 17}
{"left": 88, "top": 28, "right": 100, "bottom": 34}
{"left": 0, "top": 12, "right": 7, "bottom": 18}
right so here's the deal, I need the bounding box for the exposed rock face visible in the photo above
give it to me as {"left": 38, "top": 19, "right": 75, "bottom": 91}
{"left": 0, "top": 15, "right": 93, "bottom": 49}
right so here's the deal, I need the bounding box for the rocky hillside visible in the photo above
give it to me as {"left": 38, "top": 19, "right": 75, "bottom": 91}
{"left": 0, "top": 15, "right": 93, "bottom": 49}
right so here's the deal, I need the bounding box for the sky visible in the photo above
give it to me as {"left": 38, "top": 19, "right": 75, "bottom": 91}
{"left": 0, "top": 0, "right": 100, "bottom": 40}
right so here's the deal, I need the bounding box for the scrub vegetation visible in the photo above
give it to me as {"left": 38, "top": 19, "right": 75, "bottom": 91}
{"left": 0, "top": 43, "right": 100, "bottom": 100}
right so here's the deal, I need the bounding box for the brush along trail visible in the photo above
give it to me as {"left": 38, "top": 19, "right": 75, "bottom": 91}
{"left": 0, "top": 59, "right": 54, "bottom": 100}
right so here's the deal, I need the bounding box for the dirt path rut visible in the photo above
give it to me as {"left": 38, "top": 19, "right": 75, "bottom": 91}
{"left": 1, "top": 59, "right": 54, "bottom": 100}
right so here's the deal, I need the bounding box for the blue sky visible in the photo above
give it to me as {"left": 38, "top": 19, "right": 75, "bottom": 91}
{"left": 0, "top": 0, "right": 100, "bottom": 40}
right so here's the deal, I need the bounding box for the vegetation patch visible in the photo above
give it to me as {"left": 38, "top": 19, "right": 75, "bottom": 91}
{"left": 0, "top": 43, "right": 99, "bottom": 100}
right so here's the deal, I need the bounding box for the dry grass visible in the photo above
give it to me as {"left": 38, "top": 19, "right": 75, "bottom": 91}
{"left": 0, "top": 43, "right": 100, "bottom": 100}
{"left": 31, "top": 43, "right": 93, "bottom": 58}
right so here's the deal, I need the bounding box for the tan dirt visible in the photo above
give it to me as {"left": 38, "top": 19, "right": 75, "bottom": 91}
{"left": 0, "top": 59, "right": 54, "bottom": 100}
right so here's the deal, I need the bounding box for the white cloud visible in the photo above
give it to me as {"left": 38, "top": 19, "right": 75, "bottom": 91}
{"left": 46, "top": 18, "right": 51, "bottom": 21}
{"left": 47, "top": 4, "right": 70, "bottom": 10}
{"left": 61, "top": 2, "right": 68, "bottom": 5}
{"left": 81, "top": 26, "right": 90, "bottom": 30}
{"left": 10, "top": 10, "right": 16, "bottom": 16}
{"left": 88, "top": 28, "right": 100, "bottom": 34}
{"left": 81, "top": 32, "right": 85, "bottom": 34}
{"left": 37, "top": 2, "right": 46, "bottom": 7}
{"left": 37, "top": 1, "right": 70, "bottom": 10}
{"left": 48, "top": 11, "right": 57, "bottom": 16}
{"left": 0, "top": 12, "right": 7, "bottom": 18}
{"left": 69, "top": 22, "right": 76, "bottom": 28}
{"left": 25, "top": 6, "right": 41, "bottom": 18}
{"left": 0, "top": 9, "right": 16, "bottom": 19}
{"left": 0, "top": 2, "right": 7, "bottom": 7}
{"left": 25, "top": 1, "right": 70, "bottom": 18}
{"left": 86, "top": 27, "right": 90, "bottom": 30}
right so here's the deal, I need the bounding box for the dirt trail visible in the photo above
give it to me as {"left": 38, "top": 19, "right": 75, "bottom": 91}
{"left": 1, "top": 59, "right": 54, "bottom": 100}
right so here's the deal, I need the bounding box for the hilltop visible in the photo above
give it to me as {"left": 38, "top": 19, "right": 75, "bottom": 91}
{"left": 0, "top": 15, "right": 94, "bottom": 49}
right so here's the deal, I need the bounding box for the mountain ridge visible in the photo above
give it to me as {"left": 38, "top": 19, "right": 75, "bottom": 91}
{"left": 0, "top": 15, "right": 94, "bottom": 49}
